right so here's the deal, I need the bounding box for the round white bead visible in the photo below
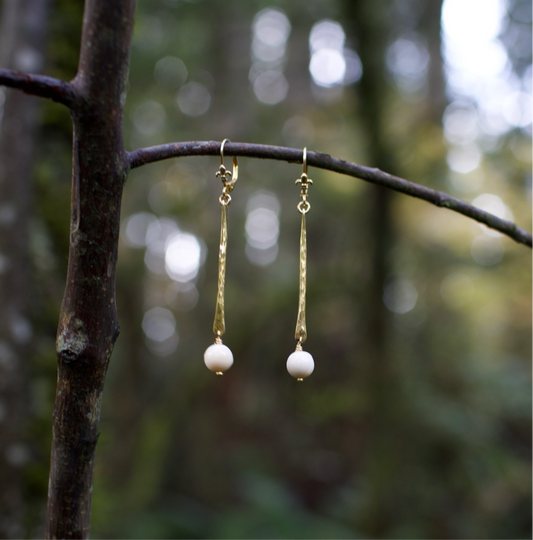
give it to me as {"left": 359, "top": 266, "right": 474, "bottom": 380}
{"left": 204, "top": 343, "right": 234, "bottom": 374}
{"left": 286, "top": 350, "right": 314, "bottom": 380}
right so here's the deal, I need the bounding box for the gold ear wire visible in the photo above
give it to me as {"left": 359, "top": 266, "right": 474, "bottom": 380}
{"left": 296, "top": 147, "right": 313, "bottom": 214}
{"left": 217, "top": 139, "right": 238, "bottom": 202}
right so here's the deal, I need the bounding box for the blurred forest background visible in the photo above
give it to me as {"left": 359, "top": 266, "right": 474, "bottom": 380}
{"left": 0, "top": 0, "right": 531, "bottom": 538}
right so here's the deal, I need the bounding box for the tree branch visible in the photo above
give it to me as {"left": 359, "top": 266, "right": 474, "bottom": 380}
{"left": 128, "top": 141, "right": 532, "bottom": 248}
{"left": 0, "top": 68, "right": 76, "bottom": 108}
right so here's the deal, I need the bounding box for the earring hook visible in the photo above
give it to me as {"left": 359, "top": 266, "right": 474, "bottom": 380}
{"left": 220, "top": 138, "right": 229, "bottom": 165}
{"left": 296, "top": 147, "right": 312, "bottom": 214}
{"left": 218, "top": 138, "right": 238, "bottom": 188}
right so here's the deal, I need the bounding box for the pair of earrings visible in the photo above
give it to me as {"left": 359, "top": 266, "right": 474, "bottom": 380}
{"left": 203, "top": 140, "right": 315, "bottom": 381}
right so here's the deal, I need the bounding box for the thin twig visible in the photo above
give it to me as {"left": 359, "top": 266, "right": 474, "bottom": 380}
{"left": 128, "top": 141, "right": 532, "bottom": 248}
{"left": 0, "top": 68, "right": 76, "bottom": 108}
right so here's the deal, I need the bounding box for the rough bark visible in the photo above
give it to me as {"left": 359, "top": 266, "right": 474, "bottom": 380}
{"left": 0, "top": 0, "right": 49, "bottom": 536}
{"left": 45, "top": 1, "right": 135, "bottom": 538}
{"left": 0, "top": 68, "right": 76, "bottom": 106}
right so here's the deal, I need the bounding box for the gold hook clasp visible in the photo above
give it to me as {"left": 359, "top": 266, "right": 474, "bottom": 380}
{"left": 217, "top": 139, "right": 238, "bottom": 205}
{"left": 296, "top": 147, "right": 312, "bottom": 214}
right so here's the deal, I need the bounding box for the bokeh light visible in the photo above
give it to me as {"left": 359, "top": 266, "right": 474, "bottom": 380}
{"left": 252, "top": 8, "right": 291, "bottom": 62}
{"left": 472, "top": 193, "right": 514, "bottom": 238}
{"left": 309, "top": 49, "right": 346, "bottom": 87}
{"left": 446, "top": 145, "right": 482, "bottom": 174}
{"left": 309, "top": 20, "right": 345, "bottom": 52}
{"left": 176, "top": 82, "right": 211, "bottom": 116}
{"left": 154, "top": 56, "right": 187, "bottom": 90}
{"left": 342, "top": 48, "right": 363, "bottom": 85}
{"left": 165, "top": 232, "right": 203, "bottom": 283}
{"left": 309, "top": 20, "right": 347, "bottom": 88}
{"left": 252, "top": 70, "right": 289, "bottom": 105}
{"left": 144, "top": 218, "right": 180, "bottom": 275}
{"left": 383, "top": 278, "right": 418, "bottom": 314}
{"left": 250, "top": 8, "right": 291, "bottom": 105}
{"left": 386, "top": 34, "right": 429, "bottom": 93}
{"left": 443, "top": 101, "right": 480, "bottom": 145}
{"left": 124, "top": 212, "right": 158, "bottom": 248}
{"left": 133, "top": 101, "right": 166, "bottom": 136}
{"left": 245, "top": 191, "right": 281, "bottom": 266}
{"left": 142, "top": 307, "right": 179, "bottom": 356}
{"left": 442, "top": 0, "right": 532, "bottom": 136}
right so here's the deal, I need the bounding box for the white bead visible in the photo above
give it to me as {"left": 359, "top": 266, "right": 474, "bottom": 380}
{"left": 204, "top": 343, "right": 234, "bottom": 375}
{"left": 286, "top": 350, "right": 314, "bottom": 380}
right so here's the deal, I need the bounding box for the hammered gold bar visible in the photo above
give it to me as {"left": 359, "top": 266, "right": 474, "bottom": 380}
{"left": 295, "top": 212, "right": 307, "bottom": 342}
{"left": 213, "top": 203, "right": 228, "bottom": 336}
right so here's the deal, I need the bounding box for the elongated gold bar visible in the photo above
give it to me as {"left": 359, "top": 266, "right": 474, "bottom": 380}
{"left": 213, "top": 203, "right": 228, "bottom": 337}
{"left": 295, "top": 212, "right": 307, "bottom": 342}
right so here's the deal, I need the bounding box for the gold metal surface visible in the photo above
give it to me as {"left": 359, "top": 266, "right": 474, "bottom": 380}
{"left": 213, "top": 203, "right": 228, "bottom": 337}
{"left": 294, "top": 148, "right": 312, "bottom": 344}
{"left": 211, "top": 139, "right": 239, "bottom": 339}
{"left": 294, "top": 212, "right": 307, "bottom": 342}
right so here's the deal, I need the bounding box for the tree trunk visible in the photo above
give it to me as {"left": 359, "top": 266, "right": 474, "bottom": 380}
{"left": 0, "top": 0, "right": 49, "bottom": 536}
{"left": 344, "top": 0, "right": 396, "bottom": 535}
{"left": 421, "top": 0, "right": 446, "bottom": 122}
{"left": 45, "top": 1, "right": 135, "bottom": 538}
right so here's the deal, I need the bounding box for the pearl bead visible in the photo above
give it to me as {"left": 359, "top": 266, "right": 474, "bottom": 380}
{"left": 204, "top": 343, "right": 234, "bottom": 375}
{"left": 286, "top": 350, "right": 314, "bottom": 381}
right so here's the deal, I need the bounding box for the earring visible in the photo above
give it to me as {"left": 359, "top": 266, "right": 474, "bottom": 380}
{"left": 287, "top": 148, "right": 315, "bottom": 381}
{"left": 204, "top": 139, "right": 238, "bottom": 375}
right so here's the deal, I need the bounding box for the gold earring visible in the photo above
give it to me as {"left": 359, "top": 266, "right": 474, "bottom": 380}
{"left": 204, "top": 139, "right": 238, "bottom": 375}
{"left": 287, "top": 148, "right": 315, "bottom": 381}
